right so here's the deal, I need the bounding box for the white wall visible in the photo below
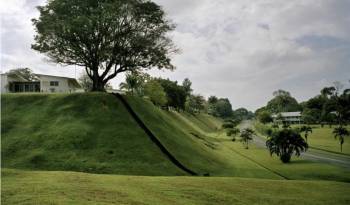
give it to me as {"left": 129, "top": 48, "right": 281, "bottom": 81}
{"left": 39, "top": 75, "right": 74, "bottom": 93}
{"left": 1, "top": 74, "right": 8, "bottom": 93}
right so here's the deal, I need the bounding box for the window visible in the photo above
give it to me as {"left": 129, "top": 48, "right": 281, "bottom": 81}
{"left": 50, "top": 81, "right": 59, "bottom": 86}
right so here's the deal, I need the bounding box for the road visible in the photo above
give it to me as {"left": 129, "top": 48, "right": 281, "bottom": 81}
{"left": 240, "top": 121, "right": 350, "bottom": 169}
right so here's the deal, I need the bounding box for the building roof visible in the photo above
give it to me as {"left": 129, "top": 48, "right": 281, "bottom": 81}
{"left": 2, "top": 72, "right": 81, "bottom": 88}
{"left": 272, "top": 112, "right": 301, "bottom": 118}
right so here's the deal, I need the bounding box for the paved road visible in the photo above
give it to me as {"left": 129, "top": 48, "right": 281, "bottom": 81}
{"left": 240, "top": 121, "right": 350, "bottom": 169}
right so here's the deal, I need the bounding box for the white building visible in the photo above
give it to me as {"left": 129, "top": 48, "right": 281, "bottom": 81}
{"left": 272, "top": 112, "right": 303, "bottom": 124}
{"left": 1, "top": 73, "right": 81, "bottom": 93}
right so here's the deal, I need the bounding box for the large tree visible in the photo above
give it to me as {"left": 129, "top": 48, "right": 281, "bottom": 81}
{"left": 32, "top": 0, "right": 177, "bottom": 91}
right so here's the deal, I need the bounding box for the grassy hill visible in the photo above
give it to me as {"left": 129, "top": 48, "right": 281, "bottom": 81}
{"left": 1, "top": 93, "right": 185, "bottom": 176}
{"left": 2, "top": 93, "right": 281, "bottom": 179}
{"left": 124, "top": 96, "right": 284, "bottom": 178}
{"left": 3, "top": 168, "right": 350, "bottom": 205}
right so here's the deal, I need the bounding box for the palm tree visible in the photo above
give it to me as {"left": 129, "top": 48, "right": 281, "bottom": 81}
{"left": 240, "top": 128, "right": 254, "bottom": 149}
{"left": 300, "top": 126, "right": 312, "bottom": 143}
{"left": 266, "top": 129, "right": 308, "bottom": 163}
{"left": 119, "top": 73, "right": 140, "bottom": 95}
{"left": 333, "top": 127, "right": 350, "bottom": 152}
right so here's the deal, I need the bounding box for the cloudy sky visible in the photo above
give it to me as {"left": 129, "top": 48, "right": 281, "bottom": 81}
{"left": 1, "top": 0, "right": 350, "bottom": 110}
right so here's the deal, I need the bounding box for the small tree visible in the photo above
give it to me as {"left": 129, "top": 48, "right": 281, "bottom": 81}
{"left": 240, "top": 128, "right": 254, "bottom": 149}
{"left": 227, "top": 128, "right": 240, "bottom": 141}
{"left": 266, "top": 129, "right": 308, "bottom": 163}
{"left": 333, "top": 127, "right": 349, "bottom": 152}
{"left": 144, "top": 80, "right": 167, "bottom": 106}
{"left": 300, "top": 126, "right": 312, "bottom": 143}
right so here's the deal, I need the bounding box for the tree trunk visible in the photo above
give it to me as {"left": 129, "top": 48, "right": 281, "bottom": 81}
{"left": 90, "top": 69, "right": 106, "bottom": 92}
{"left": 341, "top": 143, "right": 343, "bottom": 153}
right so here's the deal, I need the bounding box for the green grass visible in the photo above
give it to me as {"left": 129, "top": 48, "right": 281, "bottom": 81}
{"left": 254, "top": 122, "right": 350, "bottom": 155}
{"left": 1, "top": 93, "right": 184, "bottom": 176}
{"left": 125, "top": 96, "right": 281, "bottom": 178}
{"left": 3, "top": 168, "right": 350, "bottom": 205}
{"left": 221, "top": 139, "right": 350, "bottom": 182}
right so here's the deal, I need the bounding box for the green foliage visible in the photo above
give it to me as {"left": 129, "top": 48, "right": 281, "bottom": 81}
{"left": 240, "top": 128, "right": 255, "bottom": 149}
{"left": 144, "top": 80, "right": 167, "bottom": 106}
{"left": 302, "top": 108, "right": 320, "bottom": 124}
{"left": 257, "top": 111, "right": 273, "bottom": 124}
{"left": 233, "top": 108, "right": 254, "bottom": 120}
{"left": 300, "top": 126, "right": 312, "bottom": 143}
{"left": 222, "top": 123, "right": 234, "bottom": 129}
{"left": 226, "top": 128, "right": 240, "bottom": 137}
{"left": 209, "top": 98, "right": 233, "bottom": 118}
{"left": 267, "top": 90, "right": 301, "bottom": 113}
{"left": 156, "top": 78, "right": 187, "bottom": 110}
{"left": 185, "top": 94, "right": 205, "bottom": 114}
{"left": 266, "top": 129, "right": 308, "bottom": 163}
{"left": 32, "top": 0, "right": 176, "bottom": 91}
{"left": 7, "top": 68, "right": 38, "bottom": 81}
{"left": 182, "top": 78, "right": 192, "bottom": 97}
{"left": 119, "top": 72, "right": 149, "bottom": 95}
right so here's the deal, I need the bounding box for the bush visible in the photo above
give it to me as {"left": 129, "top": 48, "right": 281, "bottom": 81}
{"left": 222, "top": 123, "right": 234, "bottom": 129}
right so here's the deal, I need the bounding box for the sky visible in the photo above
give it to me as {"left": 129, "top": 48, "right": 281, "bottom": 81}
{"left": 1, "top": 0, "right": 350, "bottom": 111}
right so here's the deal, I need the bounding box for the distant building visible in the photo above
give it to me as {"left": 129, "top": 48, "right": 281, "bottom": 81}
{"left": 272, "top": 112, "right": 303, "bottom": 124}
{"left": 1, "top": 73, "right": 81, "bottom": 93}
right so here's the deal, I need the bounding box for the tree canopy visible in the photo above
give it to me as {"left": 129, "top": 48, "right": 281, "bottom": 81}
{"left": 32, "top": 0, "right": 177, "bottom": 91}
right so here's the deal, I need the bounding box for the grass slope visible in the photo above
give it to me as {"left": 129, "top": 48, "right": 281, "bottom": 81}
{"left": 3, "top": 169, "right": 350, "bottom": 205}
{"left": 1, "top": 93, "right": 184, "bottom": 176}
{"left": 125, "top": 96, "right": 281, "bottom": 179}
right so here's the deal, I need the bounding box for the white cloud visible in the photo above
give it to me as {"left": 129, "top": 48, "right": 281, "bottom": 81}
{"left": 1, "top": 0, "right": 350, "bottom": 110}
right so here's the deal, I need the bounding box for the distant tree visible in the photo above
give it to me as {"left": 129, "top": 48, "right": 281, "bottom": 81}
{"left": 266, "top": 129, "right": 308, "bottom": 163}
{"left": 301, "top": 108, "right": 320, "bottom": 124}
{"left": 266, "top": 90, "right": 301, "bottom": 113}
{"left": 321, "top": 87, "right": 336, "bottom": 98}
{"left": 234, "top": 108, "right": 254, "bottom": 121}
{"left": 214, "top": 98, "right": 233, "bottom": 118}
{"left": 333, "top": 127, "right": 349, "bottom": 152}
{"left": 208, "top": 96, "right": 218, "bottom": 104}
{"left": 207, "top": 96, "right": 218, "bottom": 115}
{"left": 182, "top": 78, "right": 193, "bottom": 97}
{"left": 156, "top": 78, "right": 187, "bottom": 110}
{"left": 257, "top": 111, "right": 273, "bottom": 124}
{"left": 144, "top": 80, "right": 167, "bottom": 106}
{"left": 185, "top": 94, "right": 205, "bottom": 114}
{"left": 32, "top": 0, "right": 177, "bottom": 91}
{"left": 240, "top": 128, "right": 255, "bottom": 149}
{"left": 300, "top": 126, "right": 312, "bottom": 143}
{"left": 273, "top": 89, "right": 291, "bottom": 97}
{"left": 7, "top": 68, "right": 38, "bottom": 81}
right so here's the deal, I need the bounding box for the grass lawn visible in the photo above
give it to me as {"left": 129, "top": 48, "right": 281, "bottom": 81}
{"left": 219, "top": 135, "right": 350, "bottom": 182}
{"left": 254, "top": 122, "right": 350, "bottom": 155}
{"left": 2, "top": 168, "right": 350, "bottom": 205}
